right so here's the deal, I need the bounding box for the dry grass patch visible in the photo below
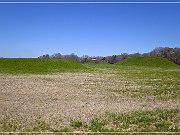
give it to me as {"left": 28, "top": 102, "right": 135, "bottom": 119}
{"left": 0, "top": 71, "right": 179, "bottom": 132}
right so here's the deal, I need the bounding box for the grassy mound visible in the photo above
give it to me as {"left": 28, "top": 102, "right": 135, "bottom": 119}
{"left": 0, "top": 58, "right": 86, "bottom": 74}
{"left": 117, "top": 56, "right": 177, "bottom": 67}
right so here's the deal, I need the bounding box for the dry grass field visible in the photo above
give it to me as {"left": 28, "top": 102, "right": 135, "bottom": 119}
{"left": 0, "top": 58, "right": 180, "bottom": 133}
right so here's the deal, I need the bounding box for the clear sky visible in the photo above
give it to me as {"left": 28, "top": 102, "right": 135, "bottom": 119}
{"left": 0, "top": 0, "right": 180, "bottom": 58}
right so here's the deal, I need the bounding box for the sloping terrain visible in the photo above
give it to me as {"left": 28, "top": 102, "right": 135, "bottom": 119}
{"left": 0, "top": 58, "right": 86, "bottom": 74}
{"left": 117, "top": 56, "right": 178, "bottom": 67}
{"left": 0, "top": 58, "right": 179, "bottom": 132}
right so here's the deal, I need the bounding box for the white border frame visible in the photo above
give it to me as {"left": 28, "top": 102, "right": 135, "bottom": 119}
{"left": 0, "top": 131, "right": 180, "bottom": 134}
{"left": 0, "top": 0, "right": 179, "bottom": 134}
{"left": 0, "top": 1, "right": 180, "bottom": 4}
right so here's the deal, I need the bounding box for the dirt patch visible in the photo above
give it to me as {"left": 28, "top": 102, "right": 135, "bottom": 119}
{"left": 0, "top": 73, "right": 179, "bottom": 130}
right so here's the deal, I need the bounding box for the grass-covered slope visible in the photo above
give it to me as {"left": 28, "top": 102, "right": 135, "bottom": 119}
{"left": 117, "top": 56, "right": 177, "bottom": 67}
{"left": 0, "top": 58, "right": 86, "bottom": 74}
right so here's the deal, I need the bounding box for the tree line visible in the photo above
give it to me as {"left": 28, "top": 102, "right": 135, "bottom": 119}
{"left": 38, "top": 47, "right": 180, "bottom": 65}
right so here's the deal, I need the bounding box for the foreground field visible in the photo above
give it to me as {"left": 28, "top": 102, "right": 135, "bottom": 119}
{"left": 0, "top": 58, "right": 180, "bottom": 132}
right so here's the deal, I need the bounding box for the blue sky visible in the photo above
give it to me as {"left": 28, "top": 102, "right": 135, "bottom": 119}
{"left": 0, "top": 1, "right": 180, "bottom": 57}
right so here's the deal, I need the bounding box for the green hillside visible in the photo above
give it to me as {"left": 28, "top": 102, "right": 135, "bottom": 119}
{"left": 117, "top": 56, "right": 178, "bottom": 67}
{"left": 0, "top": 58, "right": 86, "bottom": 74}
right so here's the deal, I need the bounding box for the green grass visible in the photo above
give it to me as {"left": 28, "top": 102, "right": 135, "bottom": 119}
{"left": 69, "top": 109, "right": 180, "bottom": 132}
{"left": 86, "top": 62, "right": 180, "bottom": 100}
{"left": 0, "top": 57, "right": 179, "bottom": 133}
{"left": 0, "top": 58, "right": 179, "bottom": 99}
{"left": 87, "top": 109, "right": 180, "bottom": 132}
{"left": 0, "top": 58, "right": 87, "bottom": 74}
{"left": 2, "top": 109, "right": 178, "bottom": 132}
{"left": 0, "top": 57, "right": 178, "bottom": 74}
{"left": 70, "top": 120, "right": 83, "bottom": 128}
{"left": 116, "top": 56, "right": 178, "bottom": 67}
